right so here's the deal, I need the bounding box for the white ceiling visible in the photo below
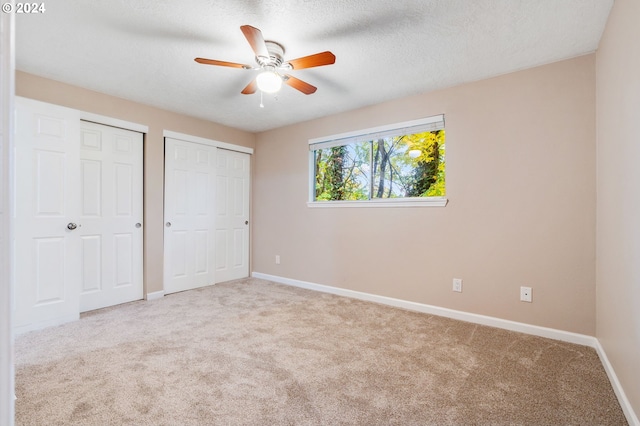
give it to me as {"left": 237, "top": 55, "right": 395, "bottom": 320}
{"left": 15, "top": 0, "right": 613, "bottom": 133}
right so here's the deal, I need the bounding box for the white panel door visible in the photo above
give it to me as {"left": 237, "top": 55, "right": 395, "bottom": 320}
{"left": 14, "top": 97, "right": 81, "bottom": 331}
{"left": 164, "top": 138, "right": 216, "bottom": 294}
{"left": 215, "top": 149, "right": 250, "bottom": 283}
{"left": 79, "top": 121, "right": 143, "bottom": 312}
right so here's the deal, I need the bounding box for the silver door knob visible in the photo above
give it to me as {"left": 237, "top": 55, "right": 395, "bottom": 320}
{"left": 67, "top": 223, "right": 78, "bottom": 230}
{"left": 135, "top": 223, "right": 142, "bottom": 228}
{"left": 166, "top": 222, "right": 171, "bottom": 227}
{"left": 245, "top": 220, "right": 249, "bottom": 225}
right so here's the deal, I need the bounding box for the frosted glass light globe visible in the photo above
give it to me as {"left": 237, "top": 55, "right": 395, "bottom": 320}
{"left": 256, "top": 70, "right": 282, "bottom": 93}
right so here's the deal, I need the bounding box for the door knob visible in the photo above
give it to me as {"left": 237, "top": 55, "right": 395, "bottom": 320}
{"left": 67, "top": 223, "right": 78, "bottom": 230}
{"left": 135, "top": 223, "right": 142, "bottom": 228}
{"left": 245, "top": 220, "right": 249, "bottom": 225}
{"left": 166, "top": 222, "right": 172, "bottom": 227}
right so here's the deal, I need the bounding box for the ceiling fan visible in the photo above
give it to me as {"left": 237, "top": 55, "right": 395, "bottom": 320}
{"left": 195, "top": 25, "right": 336, "bottom": 95}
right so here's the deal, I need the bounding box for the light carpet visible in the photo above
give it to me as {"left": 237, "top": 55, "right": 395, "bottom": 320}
{"left": 15, "top": 278, "right": 627, "bottom": 425}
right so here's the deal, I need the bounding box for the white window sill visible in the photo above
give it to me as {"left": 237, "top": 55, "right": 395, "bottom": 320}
{"left": 307, "top": 197, "right": 448, "bottom": 208}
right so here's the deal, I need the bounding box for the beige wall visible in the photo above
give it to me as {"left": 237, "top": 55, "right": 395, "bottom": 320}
{"left": 16, "top": 72, "right": 256, "bottom": 294}
{"left": 16, "top": 57, "right": 600, "bottom": 336}
{"left": 254, "top": 55, "right": 596, "bottom": 335}
{"left": 596, "top": 0, "right": 640, "bottom": 417}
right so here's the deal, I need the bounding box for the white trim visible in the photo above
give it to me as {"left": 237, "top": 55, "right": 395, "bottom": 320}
{"left": 251, "top": 272, "right": 595, "bottom": 346}
{"left": 13, "top": 313, "right": 79, "bottom": 336}
{"left": 594, "top": 340, "right": 640, "bottom": 426}
{"left": 163, "top": 130, "right": 254, "bottom": 155}
{"left": 0, "top": 5, "right": 15, "bottom": 424}
{"left": 15, "top": 100, "right": 149, "bottom": 134}
{"left": 252, "top": 272, "right": 640, "bottom": 424}
{"left": 80, "top": 112, "right": 148, "bottom": 134}
{"left": 308, "top": 114, "right": 445, "bottom": 147}
{"left": 307, "top": 197, "right": 448, "bottom": 208}
{"left": 145, "top": 290, "right": 165, "bottom": 301}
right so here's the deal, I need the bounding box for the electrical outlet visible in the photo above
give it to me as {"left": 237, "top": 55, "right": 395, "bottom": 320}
{"left": 275, "top": 255, "right": 280, "bottom": 265}
{"left": 453, "top": 278, "right": 462, "bottom": 292}
{"left": 520, "top": 286, "right": 532, "bottom": 302}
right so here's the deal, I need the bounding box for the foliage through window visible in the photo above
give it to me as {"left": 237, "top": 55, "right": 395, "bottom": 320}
{"left": 309, "top": 115, "right": 445, "bottom": 203}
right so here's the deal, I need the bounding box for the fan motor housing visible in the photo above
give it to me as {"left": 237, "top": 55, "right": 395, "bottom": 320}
{"left": 257, "top": 41, "right": 285, "bottom": 67}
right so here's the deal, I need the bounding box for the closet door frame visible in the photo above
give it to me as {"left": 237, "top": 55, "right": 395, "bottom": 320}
{"left": 13, "top": 98, "right": 148, "bottom": 335}
{"left": 162, "top": 130, "right": 253, "bottom": 293}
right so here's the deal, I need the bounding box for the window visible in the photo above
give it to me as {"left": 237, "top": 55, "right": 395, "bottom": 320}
{"left": 308, "top": 115, "right": 446, "bottom": 207}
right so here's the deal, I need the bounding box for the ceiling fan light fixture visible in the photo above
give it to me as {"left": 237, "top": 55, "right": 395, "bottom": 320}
{"left": 256, "top": 69, "right": 282, "bottom": 93}
{"left": 195, "top": 26, "right": 334, "bottom": 96}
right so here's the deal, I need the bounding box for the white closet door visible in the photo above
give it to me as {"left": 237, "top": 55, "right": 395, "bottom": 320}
{"left": 14, "top": 97, "right": 82, "bottom": 331}
{"left": 215, "top": 149, "right": 250, "bottom": 283}
{"left": 79, "top": 121, "right": 143, "bottom": 312}
{"left": 164, "top": 138, "right": 216, "bottom": 294}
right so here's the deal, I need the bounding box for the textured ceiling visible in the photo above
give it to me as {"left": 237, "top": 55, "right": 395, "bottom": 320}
{"left": 15, "top": 0, "right": 613, "bottom": 133}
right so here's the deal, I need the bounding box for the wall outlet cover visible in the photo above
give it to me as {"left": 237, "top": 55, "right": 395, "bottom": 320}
{"left": 453, "top": 278, "right": 463, "bottom": 292}
{"left": 520, "top": 286, "right": 532, "bottom": 302}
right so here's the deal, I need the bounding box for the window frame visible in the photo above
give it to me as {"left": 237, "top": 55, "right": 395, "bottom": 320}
{"left": 307, "top": 115, "right": 448, "bottom": 208}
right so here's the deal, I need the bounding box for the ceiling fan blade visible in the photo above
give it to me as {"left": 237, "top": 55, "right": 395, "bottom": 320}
{"left": 286, "top": 51, "right": 336, "bottom": 70}
{"left": 241, "top": 78, "right": 258, "bottom": 95}
{"left": 194, "top": 58, "right": 251, "bottom": 69}
{"left": 240, "top": 25, "right": 270, "bottom": 59}
{"left": 283, "top": 75, "right": 317, "bottom": 95}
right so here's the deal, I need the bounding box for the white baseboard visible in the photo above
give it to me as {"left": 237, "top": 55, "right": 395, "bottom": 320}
{"left": 252, "top": 272, "right": 595, "bottom": 346}
{"left": 594, "top": 340, "right": 640, "bottom": 426}
{"left": 145, "top": 290, "right": 165, "bottom": 301}
{"left": 251, "top": 271, "right": 638, "bottom": 426}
